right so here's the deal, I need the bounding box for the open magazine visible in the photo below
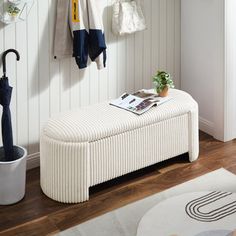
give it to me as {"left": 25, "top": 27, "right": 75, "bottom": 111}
{"left": 110, "top": 90, "right": 172, "bottom": 115}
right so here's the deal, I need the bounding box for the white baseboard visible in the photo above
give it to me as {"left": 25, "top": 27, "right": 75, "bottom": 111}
{"left": 199, "top": 116, "right": 214, "bottom": 136}
{"left": 27, "top": 152, "right": 40, "bottom": 170}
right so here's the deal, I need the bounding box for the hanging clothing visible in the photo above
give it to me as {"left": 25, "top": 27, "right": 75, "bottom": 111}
{"left": 54, "top": 0, "right": 73, "bottom": 59}
{"left": 54, "top": 0, "right": 107, "bottom": 70}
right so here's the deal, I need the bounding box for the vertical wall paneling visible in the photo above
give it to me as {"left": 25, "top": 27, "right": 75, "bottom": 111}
{"left": 0, "top": 0, "right": 181, "bottom": 161}
{"left": 60, "top": 58, "right": 71, "bottom": 111}
{"left": 98, "top": 0, "right": 109, "bottom": 102}
{"left": 38, "top": 0, "right": 50, "bottom": 128}
{"left": 4, "top": 23, "right": 17, "bottom": 145}
{"left": 116, "top": 1, "right": 127, "bottom": 96}
{"left": 174, "top": 0, "right": 181, "bottom": 88}
{"left": 159, "top": 0, "right": 167, "bottom": 70}
{"left": 79, "top": 67, "right": 90, "bottom": 107}
{"left": 166, "top": 0, "right": 175, "bottom": 79}
{"left": 143, "top": 0, "right": 152, "bottom": 89}
{"left": 89, "top": 62, "right": 99, "bottom": 105}
{"left": 49, "top": 0, "right": 60, "bottom": 115}
{"left": 151, "top": 0, "right": 160, "bottom": 80}
{"left": 117, "top": 36, "right": 126, "bottom": 95}
{"left": 107, "top": 1, "right": 118, "bottom": 100}
{"left": 27, "top": 0, "right": 39, "bottom": 154}
{"left": 126, "top": 33, "right": 135, "bottom": 93}
{"left": 134, "top": 31, "right": 144, "bottom": 91}
{"left": 16, "top": 18, "right": 28, "bottom": 148}
{"left": 70, "top": 60, "right": 81, "bottom": 109}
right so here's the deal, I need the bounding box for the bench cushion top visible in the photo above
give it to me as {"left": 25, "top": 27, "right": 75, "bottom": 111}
{"left": 42, "top": 89, "right": 197, "bottom": 143}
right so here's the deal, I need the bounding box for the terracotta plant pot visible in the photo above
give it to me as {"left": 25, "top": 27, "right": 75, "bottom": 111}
{"left": 158, "top": 86, "right": 169, "bottom": 97}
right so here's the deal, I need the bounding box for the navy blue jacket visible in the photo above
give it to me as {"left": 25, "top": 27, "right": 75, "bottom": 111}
{"left": 70, "top": 0, "right": 107, "bottom": 69}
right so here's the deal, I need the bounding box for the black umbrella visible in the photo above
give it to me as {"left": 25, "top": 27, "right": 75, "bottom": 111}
{"left": 0, "top": 49, "right": 20, "bottom": 161}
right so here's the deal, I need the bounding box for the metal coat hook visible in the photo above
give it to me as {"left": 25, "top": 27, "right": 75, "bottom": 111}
{"left": 2, "top": 49, "right": 20, "bottom": 78}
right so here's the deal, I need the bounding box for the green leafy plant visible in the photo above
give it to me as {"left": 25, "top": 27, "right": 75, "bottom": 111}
{"left": 7, "top": 4, "right": 20, "bottom": 16}
{"left": 152, "top": 71, "right": 175, "bottom": 93}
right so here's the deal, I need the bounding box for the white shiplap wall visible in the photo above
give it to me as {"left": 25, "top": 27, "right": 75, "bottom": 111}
{"left": 0, "top": 0, "right": 180, "bottom": 166}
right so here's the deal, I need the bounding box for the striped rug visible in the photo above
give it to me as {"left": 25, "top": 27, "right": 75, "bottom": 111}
{"left": 137, "top": 191, "right": 236, "bottom": 235}
{"left": 57, "top": 168, "right": 236, "bottom": 236}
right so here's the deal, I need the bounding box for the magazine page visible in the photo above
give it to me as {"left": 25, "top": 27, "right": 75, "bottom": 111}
{"left": 132, "top": 95, "right": 172, "bottom": 115}
{"left": 132, "top": 90, "right": 156, "bottom": 99}
{"left": 110, "top": 93, "right": 144, "bottom": 113}
{"left": 110, "top": 90, "right": 172, "bottom": 115}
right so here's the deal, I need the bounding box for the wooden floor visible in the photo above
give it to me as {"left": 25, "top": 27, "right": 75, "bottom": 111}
{"left": 1, "top": 132, "right": 236, "bottom": 236}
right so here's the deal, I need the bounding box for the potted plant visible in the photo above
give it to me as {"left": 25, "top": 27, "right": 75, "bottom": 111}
{"left": 0, "top": 49, "right": 27, "bottom": 205}
{"left": 1, "top": 1, "right": 21, "bottom": 24}
{"left": 152, "top": 71, "right": 175, "bottom": 97}
{"left": 0, "top": 0, "right": 34, "bottom": 25}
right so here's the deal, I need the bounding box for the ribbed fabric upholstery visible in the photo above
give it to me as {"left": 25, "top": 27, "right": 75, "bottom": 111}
{"left": 40, "top": 89, "right": 199, "bottom": 203}
{"left": 40, "top": 135, "right": 90, "bottom": 203}
{"left": 90, "top": 114, "right": 189, "bottom": 186}
{"left": 43, "top": 89, "right": 197, "bottom": 142}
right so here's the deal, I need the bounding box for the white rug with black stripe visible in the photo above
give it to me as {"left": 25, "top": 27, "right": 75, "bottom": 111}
{"left": 137, "top": 191, "right": 236, "bottom": 236}
{"left": 57, "top": 169, "right": 236, "bottom": 236}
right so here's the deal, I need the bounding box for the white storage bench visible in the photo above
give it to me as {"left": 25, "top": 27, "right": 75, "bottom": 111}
{"left": 40, "top": 89, "right": 199, "bottom": 203}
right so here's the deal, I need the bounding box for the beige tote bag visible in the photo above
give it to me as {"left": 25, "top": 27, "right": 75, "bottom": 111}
{"left": 112, "top": 0, "right": 146, "bottom": 35}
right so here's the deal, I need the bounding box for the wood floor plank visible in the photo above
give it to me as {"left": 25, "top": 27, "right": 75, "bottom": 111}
{"left": 48, "top": 161, "right": 211, "bottom": 231}
{"left": 0, "top": 131, "right": 236, "bottom": 235}
{"left": 0, "top": 217, "right": 59, "bottom": 236}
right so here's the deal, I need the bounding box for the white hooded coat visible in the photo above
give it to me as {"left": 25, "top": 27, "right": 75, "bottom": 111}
{"left": 54, "top": 0, "right": 106, "bottom": 70}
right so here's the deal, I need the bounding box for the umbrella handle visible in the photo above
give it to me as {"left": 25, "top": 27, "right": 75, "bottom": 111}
{"left": 2, "top": 49, "right": 20, "bottom": 78}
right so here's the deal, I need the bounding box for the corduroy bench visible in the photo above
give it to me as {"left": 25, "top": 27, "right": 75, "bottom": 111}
{"left": 40, "top": 89, "right": 199, "bottom": 203}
